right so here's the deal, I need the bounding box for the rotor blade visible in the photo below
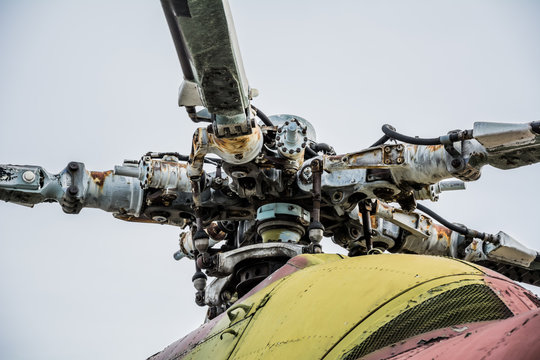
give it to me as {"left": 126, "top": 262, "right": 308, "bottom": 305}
{"left": 160, "top": 0, "right": 195, "bottom": 82}
{"left": 161, "top": 0, "right": 250, "bottom": 128}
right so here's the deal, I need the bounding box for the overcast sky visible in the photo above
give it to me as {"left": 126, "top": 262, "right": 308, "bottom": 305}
{"left": 1, "top": 1, "right": 539, "bottom": 359}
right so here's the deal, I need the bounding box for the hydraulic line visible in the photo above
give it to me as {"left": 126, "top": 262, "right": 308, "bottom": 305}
{"left": 304, "top": 143, "right": 336, "bottom": 159}
{"left": 416, "top": 203, "right": 490, "bottom": 240}
{"left": 310, "top": 143, "right": 335, "bottom": 155}
{"left": 251, "top": 105, "right": 274, "bottom": 127}
{"left": 305, "top": 146, "right": 318, "bottom": 158}
{"left": 381, "top": 124, "right": 473, "bottom": 145}
{"left": 369, "top": 134, "right": 390, "bottom": 147}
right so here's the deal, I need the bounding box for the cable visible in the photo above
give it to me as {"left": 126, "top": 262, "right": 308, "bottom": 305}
{"left": 310, "top": 143, "right": 335, "bottom": 155}
{"left": 370, "top": 134, "right": 390, "bottom": 147}
{"left": 251, "top": 105, "right": 274, "bottom": 127}
{"left": 305, "top": 146, "right": 318, "bottom": 158}
{"left": 416, "top": 203, "right": 488, "bottom": 240}
{"left": 381, "top": 124, "right": 473, "bottom": 146}
{"left": 382, "top": 124, "right": 441, "bottom": 145}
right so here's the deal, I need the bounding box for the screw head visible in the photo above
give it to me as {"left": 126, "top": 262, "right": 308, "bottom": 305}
{"left": 68, "top": 162, "right": 79, "bottom": 171}
{"left": 152, "top": 215, "right": 167, "bottom": 223}
{"left": 451, "top": 158, "right": 462, "bottom": 168}
{"left": 22, "top": 171, "right": 35, "bottom": 183}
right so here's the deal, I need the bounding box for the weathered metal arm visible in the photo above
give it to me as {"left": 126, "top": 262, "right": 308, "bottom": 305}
{"left": 0, "top": 163, "right": 143, "bottom": 215}
{"left": 302, "top": 121, "right": 540, "bottom": 212}
{"left": 358, "top": 201, "right": 540, "bottom": 285}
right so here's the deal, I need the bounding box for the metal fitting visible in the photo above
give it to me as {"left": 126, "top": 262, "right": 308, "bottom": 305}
{"left": 276, "top": 118, "right": 307, "bottom": 160}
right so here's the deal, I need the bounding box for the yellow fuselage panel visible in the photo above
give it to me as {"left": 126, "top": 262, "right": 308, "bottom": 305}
{"left": 184, "top": 254, "right": 500, "bottom": 359}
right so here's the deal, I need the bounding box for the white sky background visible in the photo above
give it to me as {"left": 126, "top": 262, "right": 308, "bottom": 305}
{"left": 0, "top": 0, "right": 539, "bottom": 359}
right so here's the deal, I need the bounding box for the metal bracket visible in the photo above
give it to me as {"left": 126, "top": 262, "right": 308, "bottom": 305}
{"left": 324, "top": 144, "right": 405, "bottom": 172}
{"left": 61, "top": 162, "right": 85, "bottom": 214}
{"left": 209, "top": 243, "right": 304, "bottom": 277}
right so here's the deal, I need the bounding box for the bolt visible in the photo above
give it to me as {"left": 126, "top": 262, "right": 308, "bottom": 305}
{"left": 231, "top": 170, "right": 248, "bottom": 178}
{"left": 234, "top": 154, "right": 243, "bottom": 160}
{"left": 384, "top": 159, "right": 392, "bottom": 165}
{"left": 397, "top": 157, "right": 404, "bottom": 164}
{"left": 221, "top": 290, "right": 232, "bottom": 302}
{"left": 396, "top": 144, "right": 404, "bottom": 151}
{"left": 451, "top": 158, "right": 462, "bottom": 168}
{"left": 152, "top": 215, "right": 167, "bottom": 223}
{"left": 68, "top": 162, "right": 79, "bottom": 171}
{"left": 22, "top": 171, "right": 35, "bottom": 183}
{"left": 289, "top": 149, "right": 294, "bottom": 154}
{"left": 282, "top": 147, "right": 287, "bottom": 152}
{"left": 332, "top": 191, "right": 343, "bottom": 202}
{"left": 301, "top": 166, "right": 313, "bottom": 181}
{"left": 276, "top": 135, "right": 281, "bottom": 141}
{"left": 384, "top": 146, "right": 391, "bottom": 153}
{"left": 296, "top": 148, "right": 301, "bottom": 153}
{"left": 67, "top": 185, "right": 78, "bottom": 196}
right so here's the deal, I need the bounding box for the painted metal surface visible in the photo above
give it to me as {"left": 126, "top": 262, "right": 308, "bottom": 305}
{"left": 376, "top": 308, "right": 540, "bottom": 360}
{"left": 149, "top": 254, "right": 539, "bottom": 360}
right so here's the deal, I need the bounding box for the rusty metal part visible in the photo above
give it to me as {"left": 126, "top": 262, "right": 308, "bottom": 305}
{"left": 208, "top": 243, "right": 304, "bottom": 277}
{"left": 324, "top": 144, "right": 405, "bottom": 172}
{"left": 142, "top": 158, "right": 189, "bottom": 191}
{"left": 188, "top": 124, "right": 263, "bottom": 178}
{"left": 389, "top": 144, "right": 451, "bottom": 186}
{"left": 389, "top": 142, "right": 486, "bottom": 186}
{"left": 205, "top": 221, "right": 228, "bottom": 241}
{"left": 464, "top": 231, "right": 538, "bottom": 267}
{"left": 276, "top": 118, "right": 307, "bottom": 162}
{"left": 89, "top": 170, "right": 112, "bottom": 188}
{"left": 371, "top": 201, "right": 465, "bottom": 257}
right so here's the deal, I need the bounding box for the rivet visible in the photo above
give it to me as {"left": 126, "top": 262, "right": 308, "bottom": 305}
{"left": 22, "top": 171, "right": 35, "bottom": 183}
